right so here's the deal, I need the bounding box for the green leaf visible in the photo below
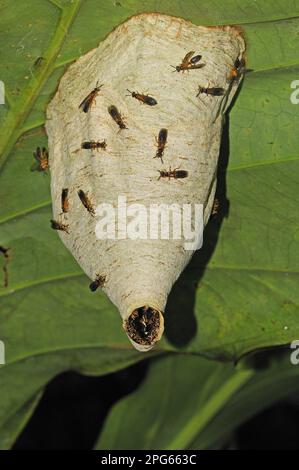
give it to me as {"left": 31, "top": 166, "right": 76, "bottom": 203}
{"left": 0, "top": 0, "right": 298, "bottom": 446}
{"left": 96, "top": 351, "right": 299, "bottom": 450}
{"left": 0, "top": 392, "right": 42, "bottom": 450}
{"left": 190, "top": 351, "right": 299, "bottom": 449}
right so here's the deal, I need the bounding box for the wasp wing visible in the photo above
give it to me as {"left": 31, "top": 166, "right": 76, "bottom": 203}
{"left": 190, "top": 54, "right": 202, "bottom": 64}
{"left": 182, "top": 50, "right": 195, "bottom": 65}
{"left": 189, "top": 63, "right": 206, "bottom": 70}
{"left": 79, "top": 94, "right": 92, "bottom": 113}
{"left": 32, "top": 147, "right": 41, "bottom": 162}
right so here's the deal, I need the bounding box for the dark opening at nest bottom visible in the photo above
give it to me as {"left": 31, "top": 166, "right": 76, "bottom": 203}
{"left": 124, "top": 305, "right": 162, "bottom": 346}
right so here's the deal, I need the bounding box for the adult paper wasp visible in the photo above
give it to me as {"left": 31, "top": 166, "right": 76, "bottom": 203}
{"left": 154, "top": 128, "right": 168, "bottom": 163}
{"left": 171, "top": 51, "right": 205, "bottom": 72}
{"left": 0, "top": 245, "right": 10, "bottom": 288}
{"left": 81, "top": 140, "right": 107, "bottom": 151}
{"left": 126, "top": 89, "right": 157, "bottom": 106}
{"left": 158, "top": 167, "right": 188, "bottom": 180}
{"left": 211, "top": 198, "right": 220, "bottom": 219}
{"left": 79, "top": 81, "right": 103, "bottom": 113}
{"left": 132, "top": 307, "right": 151, "bottom": 338}
{"left": 50, "top": 219, "right": 69, "bottom": 233}
{"left": 108, "top": 105, "right": 127, "bottom": 130}
{"left": 89, "top": 274, "right": 106, "bottom": 292}
{"left": 228, "top": 57, "right": 246, "bottom": 82}
{"left": 31, "top": 147, "right": 49, "bottom": 172}
{"left": 78, "top": 189, "right": 95, "bottom": 216}
{"left": 197, "top": 86, "right": 225, "bottom": 97}
{"left": 33, "top": 56, "right": 44, "bottom": 68}
{"left": 61, "top": 188, "right": 69, "bottom": 214}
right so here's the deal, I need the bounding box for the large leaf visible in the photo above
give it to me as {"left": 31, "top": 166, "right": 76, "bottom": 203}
{"left": 96, "top": 351, "right": 299, "bottom": 450}
{"left": 0, "top": 0, "right": 299, "bottom": 446}
{"left": 0, "top": 393, "right": 41, "bottom": 450}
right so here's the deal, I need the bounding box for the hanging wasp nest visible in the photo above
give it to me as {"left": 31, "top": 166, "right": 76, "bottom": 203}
{"left": 46, "top": 13, "right": 245, "bottom": 352}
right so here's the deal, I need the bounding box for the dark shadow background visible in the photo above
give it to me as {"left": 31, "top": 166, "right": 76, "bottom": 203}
{"left": 14, "top": 361, "right": 148, "bottom": 450}
{"left": 14, "top": 361, "right": 299, "bottom": 450}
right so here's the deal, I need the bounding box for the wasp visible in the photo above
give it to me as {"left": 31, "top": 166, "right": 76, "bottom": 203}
{"left": 31, "top": 147, "right": 49, "bottom": 172}
{"left": 33, "top": 56, "right": 44, "bottom": 68}
{"left": 78, "top": 189, "right": 95, "bottom": 216}
{"left": 133, "top": 307, "right": 151, "bottom": 338}
{"left": 0, "top": 245, "right": 10, "bottom": 288}
{"left": 89, "top": 274, "right": 106, "bottom": 292}
{"left": 79, "top": 81, "right": 103, "bottom": 113}
{"left": 108, "top": 105, "right": 127, "bottom": 130}
{"left": 158, "top": 166, "right": 188, "bottom": 180}
{"left": 211, "top": 198, "right": 220, "bottom": 219}
{"left": 197, "top": 86, "right": 225, "bottom": 97}
{"left": 228, "top": 57, "right": 246, "bottom": 82}
{"left": 61, "top": 188, "right": 69, "bottom": 214}
{"left": 171, "top": 51, "right": 205, "bottom": 72}
{"left": 126, "top": 89, "right": 157, "bottom": 106}
{"left": 154, "top": 128, "right": 168, "bottom": 163}
{"left": 81, "top": 140, "right": 107, "bottom": 151}
{"left": 50, "top": 219, "right": 69, "bottom": 233}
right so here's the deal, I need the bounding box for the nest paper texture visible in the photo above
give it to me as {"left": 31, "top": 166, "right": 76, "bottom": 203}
{"left": 46, "top": 13, "right": 245, "bottom": 349}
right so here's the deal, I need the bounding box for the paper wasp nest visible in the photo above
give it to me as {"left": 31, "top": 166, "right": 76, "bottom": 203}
{"left": 46, "top": 13, "right": 245, "bottom": 351}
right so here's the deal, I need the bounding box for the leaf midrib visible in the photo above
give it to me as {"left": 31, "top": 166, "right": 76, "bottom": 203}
{"left": 0, "top": 0, "right": 84, "bottom": 171}
{"left": 164, "top": 367, "right": 254, "bottom": 450}
{"left": 0, "top": 263, "right": 298, "bottom": 300}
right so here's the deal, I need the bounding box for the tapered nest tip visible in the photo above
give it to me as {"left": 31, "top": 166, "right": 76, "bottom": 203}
{"left": 123, "top": 305, "right": 164, "bottom": 352}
